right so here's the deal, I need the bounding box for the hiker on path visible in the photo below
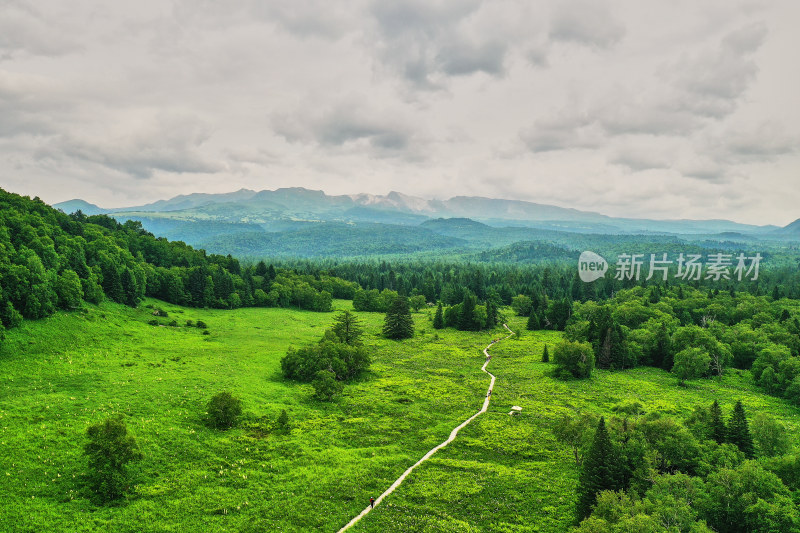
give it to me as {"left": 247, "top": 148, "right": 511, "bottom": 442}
{"left": 370, "top": 497, "right": 375, "bottom": 508}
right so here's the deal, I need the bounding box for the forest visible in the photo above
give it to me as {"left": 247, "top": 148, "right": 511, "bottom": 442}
{"left": 3, "top": 187, "right": 800, "bottom": 531}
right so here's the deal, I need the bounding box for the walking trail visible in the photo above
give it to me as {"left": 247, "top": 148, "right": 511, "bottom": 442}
{"left": 337, "top": 324, "right": 515, "bottom": 532}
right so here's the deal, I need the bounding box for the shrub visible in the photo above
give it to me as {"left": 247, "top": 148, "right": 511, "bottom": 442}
{"left": 196, "top": 320, "right": 208, "bottom": 329}
{"left": 312, "top": 370, "right": 343, "bottom": 401}
{"left": 147, "top": 319, "right": 158, "bottom": 326}
{"left": 277, "top": 409, "right": 289, "bottom": 432}
{"left": 553, "top": 340, "right": 595, "bottom": 379}
{"left": 84, "top": 417, "right": 142, "bottom": 503}
{"left": 205, "top": 392, "right": 242, "bottom": 429}
{"left": 185, "top": 319, "right": 194, "bottom": 327}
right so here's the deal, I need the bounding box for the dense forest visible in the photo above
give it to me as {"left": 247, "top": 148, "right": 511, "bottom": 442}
{"left": 0, "top": 189, "right": 357, "bottom": 340}
{"left": 545, "top": 285, "right": 800, "bottom": 401}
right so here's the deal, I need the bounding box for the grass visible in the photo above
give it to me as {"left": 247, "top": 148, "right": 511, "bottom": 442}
{"left": 1, "top": 307, "right": 797, "bottom": 532}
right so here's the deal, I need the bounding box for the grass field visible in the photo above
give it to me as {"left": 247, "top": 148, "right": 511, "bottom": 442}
{"left": 1, "top": 304, "right": 797, "bottom": 532}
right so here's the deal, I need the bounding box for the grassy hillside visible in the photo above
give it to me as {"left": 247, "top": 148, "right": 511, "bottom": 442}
{"left": 2, "top": 306, "right": 798, "bottom": 531}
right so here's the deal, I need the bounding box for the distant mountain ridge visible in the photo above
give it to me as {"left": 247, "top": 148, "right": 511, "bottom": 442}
{"left": 54, "top": 186, "right": 784, "bottom": 236}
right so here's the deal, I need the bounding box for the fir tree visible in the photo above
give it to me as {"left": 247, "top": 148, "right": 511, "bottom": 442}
{"left": 527, "top": 311, "right": 540, "bottom": 331}
{"left": 727, "top": 400, "right": 754, "bottom": 458}
{"left": 710, "top": 400, "right": 725, "bottom": 444}
{"left": 542, "top": 344, "right": 549, "bottom": 363}
{"left": 652, "top": 323, "right": 672, "bottom": 369}
{"left": 383, "top": 296, "right": 414, "bottom": 339}
{"left": 485, "top": 300, "right": 498, "bottom": 328}
{"left": 331, "top": 310, "right": 364, "bottom": 346}
{"left": 576, "top": 417, "right": 617, "bottom": 520}
{"left": 458, "top": 291, "right": 478, "bottom": 331}
{"left": 433, "top": 303, "right": 444, "bottom": 329}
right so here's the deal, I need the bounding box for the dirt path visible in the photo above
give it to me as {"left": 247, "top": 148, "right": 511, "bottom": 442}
{"left": 337, "top": 324, "right": 515, "bottom": 532}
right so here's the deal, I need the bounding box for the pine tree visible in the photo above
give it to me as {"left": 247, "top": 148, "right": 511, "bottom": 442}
{"left": 458, "top": 291, "right": 478, "bottom": 331}
{"left": 727, "top": 400, "right": 754, "bottom": 458}
{"left": 331, "top": 310, "right": 364, "bottom": 346}
{"left": 652, "top": 323, "right": 672, "bottom": 369}
{"left": 433, "top": 303, "right": 444, "bottom": 329}
{"left": 710, "top": 400, "right": 725, "bottom": 444}
{"left": 542, "top": 344, "right": 549, "bottom": 363}
{"left": 527, "top": 311, "right": 540, "bottom": 331}
{"left": 383, "top": 296, "right": 414, "bottom": 339}
{"left": 576, "top": 417, "right": 617, "bottom": 520}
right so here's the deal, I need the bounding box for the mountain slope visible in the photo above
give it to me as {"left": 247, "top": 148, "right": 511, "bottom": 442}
{"left": 56, "top": 186, "right": 780, "bottom": 233}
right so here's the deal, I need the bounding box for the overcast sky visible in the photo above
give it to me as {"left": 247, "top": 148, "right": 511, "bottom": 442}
{"left": 1, "top": 0, "right": 798, "bottom": 225}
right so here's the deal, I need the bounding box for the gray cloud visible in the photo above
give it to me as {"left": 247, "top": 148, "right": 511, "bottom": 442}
{"left": 0, "top": 1, "right": 82, "bottom": 59}
{"left": 549, "top": 0, "right": 625, "bottom": 48}
{"left": 520, "top": 111, "right": 601, "bottom": 152}
{"left": 44, "top": 113, "right": 224, "bottom": 179}
{"left": 1, "top": 1, "right": 798, "bottom": 224}
{"left": 273, "top": 98, "right": 419, "bottom": 158}
{"left": 369, "top": 0, "right": 509, "bottom": 87}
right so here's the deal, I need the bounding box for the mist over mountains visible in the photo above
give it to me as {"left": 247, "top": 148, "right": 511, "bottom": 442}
{"left": 54, "top": 187, "right": 799, "bottom": 260}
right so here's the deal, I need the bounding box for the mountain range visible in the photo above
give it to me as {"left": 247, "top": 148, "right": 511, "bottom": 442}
{"left": 53, "top": 187, "right": 800, "bottom": 260}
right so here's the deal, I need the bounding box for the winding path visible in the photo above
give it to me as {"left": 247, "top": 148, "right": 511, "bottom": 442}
{"left": 337, "top": 324, "right": 515, "bottom": 532}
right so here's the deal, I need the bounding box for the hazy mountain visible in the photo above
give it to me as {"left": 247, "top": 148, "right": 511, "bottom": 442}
{"left": 775, "top": 218, "right": 800, "bottom": 235}
{"left": 53, "top": 199, "right": 106, "bottom": 216}
{"left": 54, "top": 187, "right": 781, "bottom": 234}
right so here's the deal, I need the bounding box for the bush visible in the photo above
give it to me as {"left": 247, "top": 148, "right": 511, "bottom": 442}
{"left": 202, "top": 330, "right": 210, "bottom": 335}
{"left": 312, "top": 370, "right": 343, "bottom": 401}
{"left": 84, "top": 417, "right": 142, "bottom": 503}
{"left": 196, "top": 320, "right": 208, "bottom": 329}
{"left": 205, "top": 392, "right": 242, "bottom": 429}
{"left": 185, "top": 319, "right": 194, "bottom": 327}
{"left": 281, "top": 332, "right": 370, "bottom": 382}
{"left": 147, "top": 319, "right": 159, "bottom": 326}
{"left": 277, "top": 409, "right": 289, "bottom": 432}
{"left": 553, "top": 340, "right": 595, "bottom": 379}
{"left": 168, "top": 320, "right": 178, "bottom": 327}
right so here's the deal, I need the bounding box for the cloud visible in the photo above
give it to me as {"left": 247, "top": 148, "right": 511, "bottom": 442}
{"left": 708, "top": 121, "right": 798, "bottom": 164}
{"left": 45, "top": 113, "right": 224, "bottom": 179}
{"left": 664, "top": 23, "right": 767, "bottom": 119}
{"left": 273, "top": 97, "right": 420, "bottom": 158}
{"left": 369, "top": 0, "right": 510, "bottom": 87}
{"left": 0, "top": 1, "right": 82, "bottom": 59}
{"left": 549, "top": 0, "right": 625, "bottom": 48}
{"left": 520, "top": 111, "right": 602, "bottom": 153}
{"left": 0, "top": 69, "right": 65, "bottom": 137}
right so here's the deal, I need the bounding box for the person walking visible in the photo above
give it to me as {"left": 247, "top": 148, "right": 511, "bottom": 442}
{"left": 369, "top": 497, "right": 375, "bottom": 508}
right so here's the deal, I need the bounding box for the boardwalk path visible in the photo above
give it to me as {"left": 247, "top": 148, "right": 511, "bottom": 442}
{"left": 337, "top": 324, "right": 515, "bottom": 532}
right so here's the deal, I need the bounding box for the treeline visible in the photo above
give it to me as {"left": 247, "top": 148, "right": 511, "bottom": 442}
{"left": 277, "top": 257, "right": 800, "bottom": 309}
{"left": 542, "top": 285, "right": 800, "bottom": 400}
{"left": 566, "top": 401, "right": 799, "bottom": 531}
{"left": 0, "top": 189, "right": 357, "bottom": 338}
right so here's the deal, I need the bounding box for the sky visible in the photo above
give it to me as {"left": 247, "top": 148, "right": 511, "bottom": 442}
{"left": 1, "top": 0, "right": 798, "bottom": 226}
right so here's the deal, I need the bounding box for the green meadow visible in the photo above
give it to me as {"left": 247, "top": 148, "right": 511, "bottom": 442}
{"left": 1, "top": 305, "right": 797, "bottom": 532}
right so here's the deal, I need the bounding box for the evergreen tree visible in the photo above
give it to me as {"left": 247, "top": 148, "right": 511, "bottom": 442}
{"left": 576, "top": 417, "right": 617, "bottom": 520}
{"left": 651, "top": 323, "right": 672, "bottom": 369}
{"left": 277, "top": 409, "right": 289, "bottom": 432}
{"left": 120, "top": 268, "right": 139, "bottom": 307}
{"left": 383, "top": 295, "right": 414, "bottom": 339}
{"left": 527, "top": 311, "right": 540, "bottom": 331}
{"left": 331, "top": 310, "right": 364, "bottom": 346}
{"left": 485, "top": 300, "right": 498, "bottom": 328}
{"left": 710, "top": 400, "right": 725, "bottom": 444}
{"left": 542, "top": 344, "right": 549, "bottom": 363}
{"left": 727, "top": 400, "right": 754, "bottom": 458}
{"left": 101, "top": 263, "right": 124, "bottom": 303}
{"left": 433, "top": 303, "right": 444, "bottom": 329}
{"left": 458, "top": 291, "right": 478, "bottom": 331}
